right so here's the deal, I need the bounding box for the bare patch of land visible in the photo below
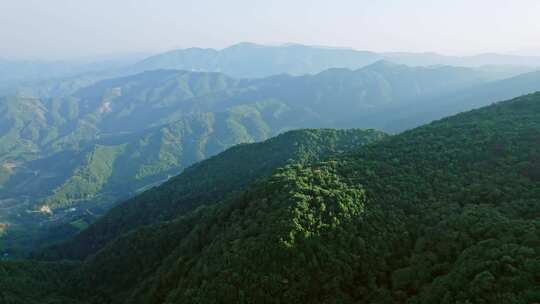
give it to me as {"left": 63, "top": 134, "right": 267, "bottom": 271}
{"left": 2, "top": 162, "right": 16, "bottom": 172}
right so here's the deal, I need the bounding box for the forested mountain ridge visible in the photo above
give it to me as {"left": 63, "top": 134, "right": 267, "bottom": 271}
{"left": 2, "top": 128, "right": 384, "bottom": 303}
{"left": 40, "top": 128, "right": 386, "bottom": 260}
{"left": 77, "top": 92, "right": 540, "bottom": 303}
{"left": 3, "top": 62, "right": 540, "bottom": 254}
{"left": 1, "top": 62, "right": 504, "bottom": 253}
{"left": 3, "top": 92, "right": 539, "bottom": 303}
{"left": 0, "top": 61, "right": 493, "bottom": 165}
{"left": 386, "top": 70, "right": 540, "bottom": 131}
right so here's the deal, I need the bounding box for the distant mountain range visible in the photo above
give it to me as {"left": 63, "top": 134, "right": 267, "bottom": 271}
{"left": 3, "top": 43, "right": 539, "bottom": 98}
{"left": 0, "top": 54, "right": 148, "bottom": 91}
{"left": 2, "top": 60, "right": 540, "bottom": 253}
{"left": 386, "top": 70, "right": 540, "bottom": 131}
{"left": 132, "top": 43, "right": 540, "bottom": 78}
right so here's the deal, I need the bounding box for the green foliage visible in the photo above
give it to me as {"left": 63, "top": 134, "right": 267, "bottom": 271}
{"left": 0, "top": 260, "right": 81, "bottom": 304}
{"left": 43, "top": 144, "right": 126, "bottom": 209}
{"left": 61, "top": 92, "right": 540, "bottom": 303}
{"left": 3, "top": 77, "right": 540, "bottom": 303}
{"left": 4, "top": 63, "right": 540, "bottom": 254}
{"left": 123, "top": 163, "right": 394, "bottom": 304}
{"left": 42, "top": 128, "right": 384, "bottom": 260}
{"left": 0, "top": 63, "right": 503, "bottom": 209}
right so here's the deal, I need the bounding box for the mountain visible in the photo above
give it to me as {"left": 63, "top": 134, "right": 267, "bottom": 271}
{"left": 127, "top": 42, "right": 382, "bottom": 78}
{"left": 70, "top": 91, "right": 540, "bottom": 303}
{"left": 384, "top": 51, "right": 540, "bottom": 67}
{"left": 40, "top": 128, "right": 385, "bottom": 260}
{"left": 0, "top": 260, "right": 79, "bottom": 303}
{"left": 131, "top": 43, "right": 540, "bottom": 79}
{"left": 1, "top": 128, "right": 384, "bottom": 302}
{"left": 2, "top": 43, "right": 381, "bottom": 98}
{"left": 5, "top": 43, "right": 538, "bottom": 100}
{"left": 0, "top": 64, "right": 489, "bottom": 203}
{"left": 4, "top": 44, "right": 540, "bottom": 89}
{"left": 5, "top": 92, "right": 540, "bottom": 303}
{"left": 3, "top": 63, "right": 540, "bottom": 253}
{"left": 385, "top": 70, "right": 540, "bottom": 131}
{"left": 0, "top": 55, "right": 147, "bottom": 95}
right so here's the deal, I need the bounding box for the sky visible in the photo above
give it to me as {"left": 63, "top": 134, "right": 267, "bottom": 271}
{"left": 2, "top": 0, "right": 540, "bottom": 60}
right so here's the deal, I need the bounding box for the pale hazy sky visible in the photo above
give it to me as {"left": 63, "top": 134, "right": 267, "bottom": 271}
{"left": 2, "top": 0, "right": 540, "bottom": 60}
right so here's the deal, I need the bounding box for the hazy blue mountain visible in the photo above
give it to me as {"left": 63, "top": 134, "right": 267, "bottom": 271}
{"left": 4, "top": 43, "right": 538, "bottom": 100}
{"left": 385, "top": 70, "right": 540, "bottom": 131}
{"left": 0, "top": 54, "right": 148, "bottom": 93}
{"left": 384, "top": 51, "right": 540, "bottom": 67}
{"left": 1, "top": 62, "right": 540, "bottom": 254}
{"left": 127, "top": 42, "right": 382, "bottom": 78}
{"left": 129, "top": 43, "right": 540, "bottom": 78}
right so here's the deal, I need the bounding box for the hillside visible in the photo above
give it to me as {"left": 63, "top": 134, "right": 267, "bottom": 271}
{"left": 0, "top": 63, "right": 531, "bottom": 207}
{"left": 0, "top": 62, "right": 480, "bottom": 191}
{"left": 40, "top": 128, "right": 385, "bottom": 260}
{"left": 0, "top": 260, "right": 80, "bottom": 304}
{"left": 3, "top": 92, "right": 537, "bottom": 303}
{"left": 386, "top": 70, "right": 540, "bottom": 131}
{"left": 1, "top": 63, "right": 501, "bottom": 253}
{"left": 4, "top": 62, "right": 540, "bottom": 254}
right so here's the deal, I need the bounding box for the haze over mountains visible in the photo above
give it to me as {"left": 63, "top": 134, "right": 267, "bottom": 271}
{"left": 2, "top": 43, "right": 540, "bottom": 254}
{"left": 3, "top": 43, "right": 540, "bottom": 98}
{"left": 1, "top": 38, "right": 540, "bottom": 304}
{"left": 0, "top": 54, "right": 148, "bottom": 92}
{"left": 133, "top": 43, "right": 540, "bottom": 78}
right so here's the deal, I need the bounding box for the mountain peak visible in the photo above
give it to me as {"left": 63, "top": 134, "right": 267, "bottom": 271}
{"left": 366, "top": 59, "right": 402, "bottom": 69}
{"left": 225, "top": 42, "right": 263, "bottom": 49}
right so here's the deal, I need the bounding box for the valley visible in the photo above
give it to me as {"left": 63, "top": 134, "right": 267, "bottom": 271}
{"left": 0, "top": 195, "right": 105, "bottom": 255}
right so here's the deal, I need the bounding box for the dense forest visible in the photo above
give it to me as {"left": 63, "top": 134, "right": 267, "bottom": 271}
{"left": 8, "top": 60, "right": 540, "bottom": 253}
{"left": 40, "top": 128, "right": 385, "bottom": 260}
{"left": 1, "top": 92, "right": 539, "bottom": 303}
{"left": 4, "top": 64, "right": 540, "bottom": 217}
